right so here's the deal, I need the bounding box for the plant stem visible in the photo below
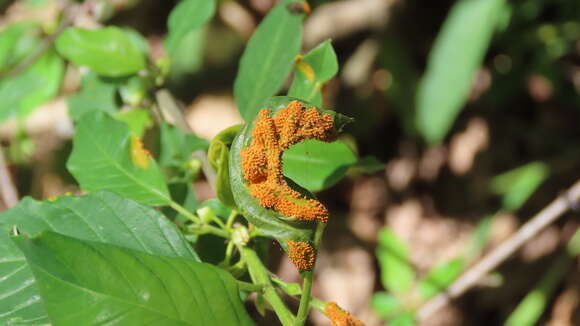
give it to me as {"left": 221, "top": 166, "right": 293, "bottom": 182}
{"left": 169, "top": 200, "right": 200, "bottom": 223}
{"left": 236, "top": 280, "right": 264, "bottom": 292}
{"left": 273, "top": 277, "right": 327, "bottom": 314}
{"left": 241, "top": 246, "right": 295, "bottom": 326}
{"left": 294, "top": 222, "right": 326, "bottom": 326}
{"left": 294, "top": 272, "right": 313, "bottom": 326}
{"left": 169, "top": 200, "right": 229, "bottom": 238}
{"left": 222, "top": 240, "right": 236, "bottom": 266}
{"left": 226, "top": 209, "right": 238, "bottom": 229}
{"left": 309, "top": 297, "right": 327, "bottom": 313}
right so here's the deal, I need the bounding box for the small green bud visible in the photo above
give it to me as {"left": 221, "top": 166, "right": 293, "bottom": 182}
{"left": 231, "top": 225, "right": 250, "bottom": 247}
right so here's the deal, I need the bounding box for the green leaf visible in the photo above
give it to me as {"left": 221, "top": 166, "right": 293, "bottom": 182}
{"left": 114, "top": 108, "right": 153, "bottom": 137}
{"left": 234, "top": 0, "right": 304, "bottom": 121}
{"left": 1, "top": 191, "right": 198, "bottom": 260}
{"left": 0, "top": 49, "right": 63, "bottom": 122}
{"left": 0, "top": 22, "right": 41, "bottom": 72}
{"left": 67, "top": 73, "right": 119, "bottom": 121}
{"left": 416, "top": 0, "right": 506, "bottom": 144}
{"left": 168, "top": 29, "right": 205, "bottom": 80}
{"left": 229, "top": 97, "right": 352, "bottom": 255}
{"left": 504, "top": 255, "right": 570, "bottom": 326}
{"left": 159, "top": 123, "right": 209, "bottom": 183}
{"left": 67, "top": 112, "right": 170, "bottom": 205}
{"left": 352, "top": 156, "right": 385, "bottom": 174}
{"left": 166, "top": 0, "right": 215, "bottom": 54}
{"left": 282, "top": 139, "right": 357, "bottom": 192}
{"left": 209, "top": 124, "right": 243, "bottom": 208}
{"left": 390, "top": 312, "right": 416, "bottom": 326}
{"left": 0, "top": 224, "right": 49, "bottom": 325}
{"left": 467, "top": 214, "right": 493, "bottom": 260}
{"left": 376, "top": 228, "right": 415, "bottom": 294}
{"left": 371, "top": 292, "right": 402, "bottom": 320}
{"left": 490, "top": 161, "right": 549, "bottom": 211}
{"left": 56, "top": 27, "right": 146, "bottom": 77}
{"left": 13, "top": 231, "right": 256, "bottom": 326}
{"left": 159, "top": 123, "right": 209, "bottom": 167}
{"left": 0, "top": 191, "right": 198, "bottom": 325}
{"left": 568, "top": 229, "right": 580, "bottom": 256}
{"left": 288, "top": 39, "right": 338, "bottom": 107}
{"left": 418, "top": 258, "right": 464, "bottom": 299}
{"left": 123, "top": 27, "right": 150, "bottom": 57}
{"left": 229, "top": 99, "right": 314, "bottom": 245}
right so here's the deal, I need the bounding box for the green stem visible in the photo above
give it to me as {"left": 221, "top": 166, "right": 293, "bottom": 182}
{"left": 237, "top": 280, "right": 264, "bottom": 292}
{"left": 222, "top": 240, "right": 236, "bottom": 266}
{"left": 185, "top": 224, "right": 229, "bottom": 238}
{"left": 226, "top": 209, "right": 238, "bottom": 229}
{"left": 169, "top": 200, "right": 229, "bottom": 238}
{"left": 294, "top": 271, "right": 313, "bottom": 325}
{"left": 309, "top": 298, "right": 326, "bottom": 313}
{"left": 294, "top": 222, "right": 326, "bottom": 326}
{"left": 273, "top": 275, "right": 327, "bottom": 313}
{"left": 241, "top": 247, "right": 295, "bottom": 326}
{"left": 169, "top": 200, "right": 200, "bottom": 223}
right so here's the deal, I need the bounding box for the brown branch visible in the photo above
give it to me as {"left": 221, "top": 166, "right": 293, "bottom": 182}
{"left": 0, "top": 148, "right": 19, "bottom": 208}
{"left": 417, "top": 179, "right": 580, "bottom": 321}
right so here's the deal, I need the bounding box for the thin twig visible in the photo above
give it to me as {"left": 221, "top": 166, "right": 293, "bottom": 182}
{"left": 154, "top": 89, "right": 217, "bottom": 191}
{"left": 0, "top": 148, "right": 19, "bottom": 208}
{"left": 417, "top": 179, "right": 580, "bottom": 321}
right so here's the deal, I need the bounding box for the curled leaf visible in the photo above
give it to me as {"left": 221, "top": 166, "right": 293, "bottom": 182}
{"left": 229, "top": 97, "right": 351, "bottom": 268}
{"left": 208, "top": 124, "right": 243, "bottom": 208}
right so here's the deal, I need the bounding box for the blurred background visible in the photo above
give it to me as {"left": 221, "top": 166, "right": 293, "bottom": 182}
{"left": 1, "top": 0, "right": 579, "bottom": 325}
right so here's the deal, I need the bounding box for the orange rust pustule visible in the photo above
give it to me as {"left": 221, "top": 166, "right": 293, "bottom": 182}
{"left": 288, "top": 240, "right": 316, "bottom": 271}
{"left": 240, "top": 101, "right": 335, "bottom": 223}
{"left": 324, "top": 302, "right": 365, "bottom": 326}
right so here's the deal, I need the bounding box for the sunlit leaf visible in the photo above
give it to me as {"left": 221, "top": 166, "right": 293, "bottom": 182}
{"left": 67, "top": 112, "right": 170, "bottom": 205}
{"left": 234, "top": 0, "right": 304, "bottom": 121}
{"left": 390, "top": 312, "right": 416, "bottom": 326}
{"left": 416, "top": 0, "right": 506, "bottom": 144}
{"left": 114, "top": 108, "right": 153, "bottom": 137}
{"left": 0, "top": 224, "right": 48, "bottom": 326}
{"left": 288, "top": 39, "right": 338, "bottom": 107}
{"left": 67, "top": 73, "right": 119, "bottom": 121}
{"left": 418, "top": 258, "right": 464, "bottom": 299}
{"left": 376, "top": 228, "right": 415, "bottom": 294}
{"left": 0, "top": 49, "right": 63, "bottom": 122}
{"left": 56, "top": 27, "right": 146, "bottom": 77}
{"left": 166, "top": 0, "right": 215, "bottom": 54}
{"left": 504, "top": 255, "right": 570, "bottom": 326}
{"left": 490, "top": 161, "right": 549, "bottom": 211}
{"left": 283, "top": 139, "right": 357, "bottom": 192}
{"left": 371, "top": 292, "right": 402, "bottom": 319}
{"left": 13, "top": 231, "right": 255, "bottom": 325}
{"left": 0, "top": 191, "right": 198, "bottom": 325}
{"left": 0, "top": 22, "right": 40, "bottom": 72}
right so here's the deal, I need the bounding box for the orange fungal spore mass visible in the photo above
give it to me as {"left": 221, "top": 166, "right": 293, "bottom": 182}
{"left": 324, "top": 302, "right": 365, "bottom": 326}
{"left": 240, "top": 100, "right": 335, "bottom": 223}
{"left": 288, "top": 240, "right": 316, "bottom": 271}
